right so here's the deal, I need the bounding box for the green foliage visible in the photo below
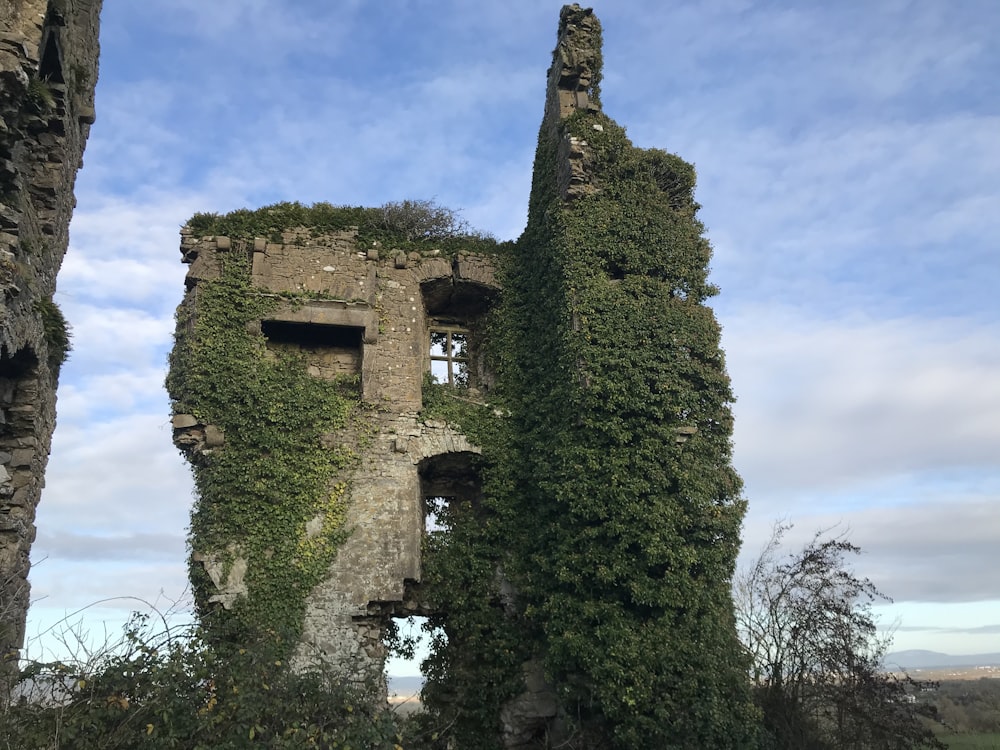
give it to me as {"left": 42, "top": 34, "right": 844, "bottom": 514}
{"left": 187, "top": 200, "right": 497, "bottom": 256}
{"left": 166, "top": 252, "right": 358, "bottom": 647}
{"left": 737, "top": 525, "right": 945, "bottom": 750}
{"left": 24, "top": 77, "right": 56, "bottom": 114}
{"left": 415, "top": 379, "right": 526, "bottom": 749}
{"left": 932, "top": 680, "right": 1000, "bottom": 737}
{"left": 414, "top": 107, "right": 758, "bottom": 747}
{"left": 34, "top": 297, "right": 71, "bottom": 369}
{"left": 0, "top": 616, "right": 403, "bottom": 749}
{"left": 940, "top": 733, "right": 1000, "bottom": 750}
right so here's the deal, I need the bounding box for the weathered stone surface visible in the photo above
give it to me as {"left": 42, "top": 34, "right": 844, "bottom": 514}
{"left": 0, "top": 0, "right": 102, "bottom": 671}
{"left": 193, "top": 548, "right": 249, "bottom": 609}
{"left": 203, "top": 424, "right": 225, "bottom": 448}
{"left": 501, "top": 660, "right": 561, "bottom": 749}
{"left": 172, "top": 413, "right": 199, "bottom": 429}
{"left": 171, "top": 215, "right": 499, "bottom": 687}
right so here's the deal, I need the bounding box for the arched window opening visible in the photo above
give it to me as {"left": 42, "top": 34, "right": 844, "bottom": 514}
{"left": 418, "top": 451, "right": 481, "bottom": 530}
{"left": 39, "top": 33, "right": 64, "bottom": 84}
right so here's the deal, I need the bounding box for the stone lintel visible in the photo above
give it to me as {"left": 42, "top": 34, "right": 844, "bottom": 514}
{"left": 265, "top": 300, "right": 379, "bottom": 345}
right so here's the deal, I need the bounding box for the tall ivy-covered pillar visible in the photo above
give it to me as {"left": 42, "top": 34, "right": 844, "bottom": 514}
{"left": 497, "top": 5, "right": 758, "bottom": 746}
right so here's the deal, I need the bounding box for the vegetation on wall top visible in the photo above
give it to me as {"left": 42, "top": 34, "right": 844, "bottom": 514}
{"left": 187, "top": 199, "right": 498, "bottom": 256}
{"left": 34, "top": 296, "right": 71, "bottom": 370}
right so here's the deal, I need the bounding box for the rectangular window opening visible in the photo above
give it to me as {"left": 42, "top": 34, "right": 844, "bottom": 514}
{"left": 261, "top": 320, "right": 363, "bottom": 382}
{"left": 429, "top": 327, "right": 469, "bottom": 387}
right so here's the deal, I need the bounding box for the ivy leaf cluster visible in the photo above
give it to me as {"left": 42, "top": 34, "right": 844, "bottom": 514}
{"left": 166, "top": 251, "right": 359, "bottom": 648}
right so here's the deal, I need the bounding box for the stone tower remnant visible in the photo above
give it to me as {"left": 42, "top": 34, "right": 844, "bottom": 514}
{"left": 169, "top": 5, "right": 756, "bottom": 747}
{"left": 0, "top": 0, "right": 101, "bottom": 667}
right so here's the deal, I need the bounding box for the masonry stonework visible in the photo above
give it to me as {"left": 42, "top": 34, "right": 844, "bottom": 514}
{"left": 0, "top": 0, "right": 100, "bottom": 667}
{"left": 170, "top": 5, "right": 753, "bottom": 746}
{"left": 172, "top": 227, "right": 498, "bottom": 681}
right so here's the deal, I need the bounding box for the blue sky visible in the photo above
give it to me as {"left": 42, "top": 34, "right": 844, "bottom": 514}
{"left": 23, "top": 1, "right": 1000, "bottom": 667}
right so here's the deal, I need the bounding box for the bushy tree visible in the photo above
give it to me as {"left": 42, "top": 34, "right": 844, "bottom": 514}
{"left": 0, "top": 614, "right": 403, "bottom": 749}
{"left": 735, "top": 525, "right": 945, "bottom": 750}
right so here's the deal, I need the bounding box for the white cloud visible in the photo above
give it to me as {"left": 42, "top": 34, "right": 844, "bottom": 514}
{"left": 60, "top": 298, "right": 172, "bottom": 359}
{"left": 726, "top": 311, "right": 1000, "bottom": 496}
{"left": 41, "top": 411, "right": 192, "bottom": 534}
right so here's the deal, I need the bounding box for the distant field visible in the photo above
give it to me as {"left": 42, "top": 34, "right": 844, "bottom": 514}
{"left": 891, "top": 667, "right": 1000, "bottom": 681}
{"left": 942, "top": 733, "right": 1000, "bottom": 749}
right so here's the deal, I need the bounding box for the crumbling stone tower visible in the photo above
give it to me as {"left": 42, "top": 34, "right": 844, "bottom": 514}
{"left": 169, "top": 5, "right": 755, "bottom": 748}
{"left": 0, "top": 0, "right": 101, "bottom": 666}
{"left": 169, "top": 217, "right": 499, "bottom": 672}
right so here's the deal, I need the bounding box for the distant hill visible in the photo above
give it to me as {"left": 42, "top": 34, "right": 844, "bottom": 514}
{"left": 884, "top": 650, "right": 1000, "bottom": 669}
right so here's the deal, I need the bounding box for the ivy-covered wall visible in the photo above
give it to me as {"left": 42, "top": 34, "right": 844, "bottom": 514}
{"left": 416, "top": 5, "right": 759, "bottom": 748}
{"left": 166, "top": 247, "right": 359, "bottom": 645}
{"left": 166, "top": 206, "right": 502, "bottom": 682}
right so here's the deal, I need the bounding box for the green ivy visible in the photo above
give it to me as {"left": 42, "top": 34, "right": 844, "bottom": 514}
{"left": 415, "top": 378, "right": 525, "bottom": 749}
{"left": 187, "top": 200, "right": 499, "bottom": 257}
{"left": 166, "top": 250, "right": 359, "bottom": 649}
{"left": 413, "top": 38, "right": 760, "bottom": 750}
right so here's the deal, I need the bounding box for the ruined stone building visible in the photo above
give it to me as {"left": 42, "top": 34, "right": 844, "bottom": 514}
{"left": 0, "top": 0, "right": 101, "bottom": 667}
{"left": 169, "top": 5, "right": 756, "bottom": 747}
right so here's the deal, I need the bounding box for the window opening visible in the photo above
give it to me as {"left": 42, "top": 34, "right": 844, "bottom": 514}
{"left": 261, "top": 320, "right": 362, "bottom": 349}
{"left": 385, "top": 614, "right": 432, "bottom": 710}
{"left": 424, "top": 495, "right": 451, "bottom": 533}
{"left": 260, "top": 320, "right": 363, "bottom": 383}
{"left": 429, "top": 328, "right": 468, "bottom": 386}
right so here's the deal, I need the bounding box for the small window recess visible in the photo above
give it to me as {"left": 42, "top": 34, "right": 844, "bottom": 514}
{"left": 429, "top": 325, "right": 469, "bottom": 387}
{"left": 260, "top": 320, "right": 364, "bottom": 385}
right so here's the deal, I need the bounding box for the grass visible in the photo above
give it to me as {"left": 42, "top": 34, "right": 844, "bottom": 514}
{"left": 941, "top": 733, "right": 1000, "bottom": 749}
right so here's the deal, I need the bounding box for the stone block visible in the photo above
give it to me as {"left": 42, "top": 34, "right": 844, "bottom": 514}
{"left": 11, "top": 486, "right": 32, "bottom": 506}
{"left": 418, "top": 257, "right": 452, "bottom": 282}
{"left": 455, "top": 254, "right": 497, "bottom": 288}
{"left": 203, "top": 424, "right": 225, "bottom": 448}
{"left": 10, "top": 448, "right": 33, "bottom": 467}
{"left": 10, "top": 471, "right": 33, "bottom": 489}
{"left": 172, "top": 414, "right": 199, "bottom": 429}
{"left": 186, "top": 251, "right": 221, "bottom": 283}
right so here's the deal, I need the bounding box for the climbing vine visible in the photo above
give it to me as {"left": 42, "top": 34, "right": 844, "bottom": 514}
{"left": 415, "top": 378, "right": 526, "bottom": 750}
{"left": 414, "top": 56, "right": 760, "bottom": 750}
{"left": 166, "top": 249, "right": 359, "bottom": 649}
{"left": 504, "top": 108, "right": 759, "bottom": 748}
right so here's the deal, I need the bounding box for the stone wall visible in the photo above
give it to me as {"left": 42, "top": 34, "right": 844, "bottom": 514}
{"left": 172, "top": 228, "right": 499, "bottom": 683}
{"left": 0, "top": 0, "right": 101, "bottom": 666}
